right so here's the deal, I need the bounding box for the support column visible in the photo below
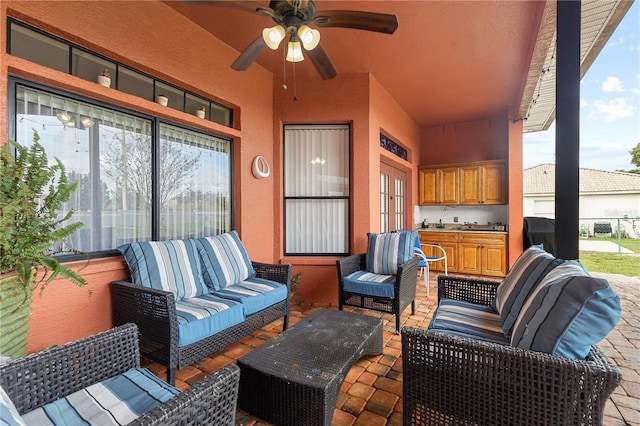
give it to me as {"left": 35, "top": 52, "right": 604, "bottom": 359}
{"left": 555, "top": 0, "right": 581, "bottom": 259}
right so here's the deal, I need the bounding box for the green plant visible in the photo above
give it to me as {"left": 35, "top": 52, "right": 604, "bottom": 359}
{"left": 289, "top": 271, "right": 302, "bottom": 304}
{"left": 0, "top": 131, "right": 87, "bottom": 297}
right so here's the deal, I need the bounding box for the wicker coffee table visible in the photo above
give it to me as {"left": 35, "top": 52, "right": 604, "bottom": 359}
{"left": 237, "top": 308, "right": 383, "bottom": 426}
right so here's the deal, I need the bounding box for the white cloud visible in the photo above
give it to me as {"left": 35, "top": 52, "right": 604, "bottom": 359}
{"left": 586, "top": 98, "right": 635, "bottom": 122}
{"left": 580, "top": 99, "right": 589, "bottom": 107}
{"left": 601, "top": 76, "right": 624, "bottom": 92}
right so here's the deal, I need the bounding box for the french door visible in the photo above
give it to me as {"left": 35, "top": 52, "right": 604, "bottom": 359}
{"left": 380, "top": 162, "right": 408, "bottom": 232}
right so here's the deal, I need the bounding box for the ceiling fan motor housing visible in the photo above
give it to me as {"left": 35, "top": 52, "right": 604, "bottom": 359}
{"left": 270, "top": 0, "right": 316, "bottom": 28}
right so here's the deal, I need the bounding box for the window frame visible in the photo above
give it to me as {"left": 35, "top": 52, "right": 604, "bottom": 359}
{"left": 282, "top": 123, "right": 351, "bottom": 256}
{"left": 7, "top": 76, "right": 235, "bottom": 261}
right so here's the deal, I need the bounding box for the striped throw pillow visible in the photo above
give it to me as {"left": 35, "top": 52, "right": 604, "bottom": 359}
{"left": 196, "top": 230, "right": 256, "bottom": 290}
{"left": 510, "top": 262, "right": 621, "bottom": 359}
{"left": 118, "top": 239, "right": 207, "bottom": 300}
{"left": 365, "top": 230, "right": 416, "bottom": 275}
{"left": 494, "top": 244, "right": 561, "bottom": 337}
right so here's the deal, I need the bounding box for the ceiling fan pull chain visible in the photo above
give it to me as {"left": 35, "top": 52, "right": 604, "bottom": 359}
{"left": 282, "top": 47, "right": 288, "bottom": 90}
{"left": 293, "top": 60, "right": 298, "bottom": 101}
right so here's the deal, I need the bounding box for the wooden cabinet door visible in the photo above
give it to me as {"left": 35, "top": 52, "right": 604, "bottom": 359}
{"left": 419, "top": 168, "right": 438, "bottom": 205}
{"left": 459, "top": 165, "right": 481, "bottom": 204}
{"left": 439, "top": 167, "right": 459, "bottom": 205}
{"left": 481, "top": 244, "right": 507, "bottom": 276}
{"left": 458, "top": 232, "right": 507, "bottom": 277}
{"left": 481, "top": 162, "right": 506, "bottom": 205}
{"left": 419, "top": 232, "right": 458, "bottom": 272}
{"left": 457, "top": 243, "right": 482, "bottom": 275}
{"left": 438, "top": 242, "right": 457, "bottom": 272}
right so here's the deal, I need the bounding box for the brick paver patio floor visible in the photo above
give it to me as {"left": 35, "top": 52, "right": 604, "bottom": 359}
{"left": 143, "top": 271, "right": 640, "bottom": 425}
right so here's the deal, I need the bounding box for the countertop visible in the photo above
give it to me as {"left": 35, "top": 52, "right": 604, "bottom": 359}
{"left": 416, "top": 226, "right": 508, "bottom": 234}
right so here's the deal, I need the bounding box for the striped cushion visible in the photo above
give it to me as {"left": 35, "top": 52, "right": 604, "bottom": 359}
{"left": 343, "top": 271, "right": 396, "bottom": 298}
{"left": 175, "top": 295, "right": 245, "bottom": 347}
{"left": 21, "top": 368, "right": 179, "bottom": 426}
{"left": 212, "top": 277, "right": 288, "bottom": 315}
{"left": 494, "top": 244, "right": 562, "bottom": 337}
{"left": 510, "top": 262, "right": 622, "bottom": 359}
{"left": 118, "top": 239, "right": 207, "bottom": 300}
{"left": 428, "top": 299, "right": 509, "bottom": 345}
{"left": 1, "top": 385, "right": 25, "bottom": 426}
{"left": 365, "top": 230, "right": 416, "bottom": 275}
{"left": 196, "top": 231, "right": 256, "bottom": 290}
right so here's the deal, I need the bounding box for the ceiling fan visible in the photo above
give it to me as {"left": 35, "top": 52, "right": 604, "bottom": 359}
{"left": 183, "top": 0, "right": 398, "bottom": 80}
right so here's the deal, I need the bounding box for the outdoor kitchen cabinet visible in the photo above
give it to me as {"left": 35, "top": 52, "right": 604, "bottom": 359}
{"left": 418, "top": 231, "right": 458, "bottom": 273}
{"left": 457, "top": 232, "right": 507, "bottom": 277}
{"left": 419, "top": 231, "right": 507, "bottom": 277}
{"left": 418, "top": 167, "right": 459, "bottom": 205}
{"left": 419, "top": 160, "right": 506, "bottom": 206}
{"left": 459, "top": 161, "right": 506, "bottom": 205}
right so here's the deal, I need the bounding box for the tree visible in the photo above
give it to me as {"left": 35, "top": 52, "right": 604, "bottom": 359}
{"left": 102, "top": 131, "right": 201, "bottom": 209}
{"left": 630, "top": 142, "right": 640, "bottom": 169}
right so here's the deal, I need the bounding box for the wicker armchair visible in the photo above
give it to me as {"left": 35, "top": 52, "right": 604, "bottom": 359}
{"left": 337, "top": 254, "right": 419, "bottom": 333}
{"left": 112, "top": 260, "right": 290, "bottom": 385}
{"left": 0, "top": 323, "right": 240, "bottom": 425}
{"left": 402, "top": 275, "right": 622, "bottom": 426}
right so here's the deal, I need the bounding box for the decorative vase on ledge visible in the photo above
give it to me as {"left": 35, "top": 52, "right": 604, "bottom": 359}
{"left": 196, "top": 109, "right": 205, "bottom": 119}
{"left": 97, "top": 75, "right": 111, "bottom": 87}
{"left": 156, "top": 95, "right": 168, "bottom": 106}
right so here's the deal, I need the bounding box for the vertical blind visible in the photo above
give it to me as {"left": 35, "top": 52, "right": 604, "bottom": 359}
{"left": 284, "top": 125, "right": 350, "bottom": 255}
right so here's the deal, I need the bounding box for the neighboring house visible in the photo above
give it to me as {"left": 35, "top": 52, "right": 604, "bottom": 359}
{"left": 524, "top": 163, "right": 640, "bottom": 238}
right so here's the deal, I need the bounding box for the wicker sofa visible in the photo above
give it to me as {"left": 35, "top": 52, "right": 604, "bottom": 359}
{"left": 0, "top": 323, "right": 240, "bottom": 426}
{"left": 402, "top": 245, "right": 622, "bottom": 425}
{"left": 112, "top": 231, "right": 291, "bottom": 385}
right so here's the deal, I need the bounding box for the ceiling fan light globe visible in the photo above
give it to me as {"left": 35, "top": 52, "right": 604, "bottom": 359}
{"left": 286, "top": 40, "right": 304, "bottom": 62}
{"left": 262, "top": 25, "right": 286, "bottom": 50}
{"left": 298, "top": 25, "right": 320, "bottom": 50}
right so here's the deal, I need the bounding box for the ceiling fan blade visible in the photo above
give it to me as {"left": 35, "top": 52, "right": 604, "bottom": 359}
{"left": 306, "top": 44, "right": 337, "bottom": 80}
{"left": 315, "top": 10, "right": 398, "bottom": 34}
{"left": 231, "top": 36, "right": 268, "bottom": 71}
{"left": 180, "top": 1, "right": 272, "bottom": 16}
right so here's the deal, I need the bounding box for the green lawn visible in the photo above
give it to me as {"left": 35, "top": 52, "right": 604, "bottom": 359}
{"left": 579, "top": 237, "right": 640, "bottom": 277}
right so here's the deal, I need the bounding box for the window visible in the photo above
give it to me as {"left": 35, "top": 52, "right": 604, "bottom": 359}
{"left": 283, "top": 124, "right": 350, "bottom": 255}
{"left": 12, "top": 81, "right": 232, "bottom": 257}
{"left": 159, "top": 125, "right": 231, "bottom": 239}
{"left": 8, "top": 19, "right": 234, "bottom": 127}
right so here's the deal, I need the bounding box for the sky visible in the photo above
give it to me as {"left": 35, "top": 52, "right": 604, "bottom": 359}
{"left": 522, "top": 1, "right": 640, "bottom": 172}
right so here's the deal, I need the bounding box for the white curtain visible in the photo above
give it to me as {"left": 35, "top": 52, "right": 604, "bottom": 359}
{"left": 284, "top": 125, "right": 349, "bottom": 254}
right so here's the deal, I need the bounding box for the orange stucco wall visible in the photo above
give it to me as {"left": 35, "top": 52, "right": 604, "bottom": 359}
{"left": 419, "top": 113, "right": 510, "bottom": 166}
{"left": 507, "top": 119, "right": 524, "bottom": 266}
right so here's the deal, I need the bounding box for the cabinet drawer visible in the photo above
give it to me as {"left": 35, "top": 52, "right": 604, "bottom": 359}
{"left": 457, "top": 232, "right": 506, "bottom": 244}
{"left": 419, "top": 231, "right": 458, "bottom": 243}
